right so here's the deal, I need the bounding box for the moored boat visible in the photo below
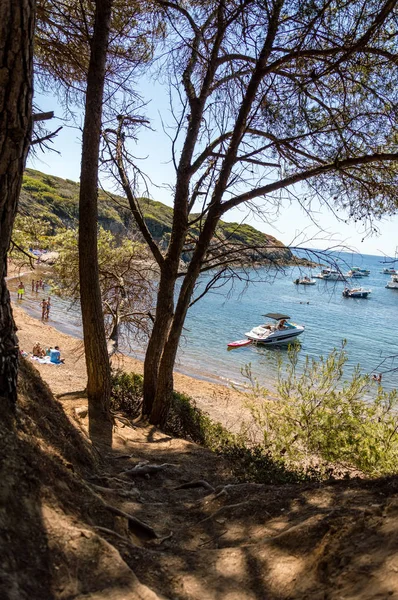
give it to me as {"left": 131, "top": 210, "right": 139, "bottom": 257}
{"left": 293, "top": 276, "right": 316, "bottom": 285}
{"left": 381, "top": 267, "right": 396, "bottom": 274}
{"left": 245, "top": 313, "right": 305, "bottom": 345}
{"left": 342, "top": 287, "right": 371, "bottom": 298}
{"left": 314, "top": 268, "right": 345, "bottom": 281}
{"left": 386, "top": 274, "right": 398, "bottom": 289}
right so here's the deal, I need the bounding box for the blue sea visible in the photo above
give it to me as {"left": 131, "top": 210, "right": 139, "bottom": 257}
{"left": 10, "top": 251, "right": 398, "bottom": 392}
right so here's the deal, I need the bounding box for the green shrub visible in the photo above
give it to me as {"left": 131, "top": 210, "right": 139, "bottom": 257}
{"left": 245, "top": 343, "right": 398, "bottom": 476}
{"left": 110, "top": 370, "right": 143, "bottom": 418}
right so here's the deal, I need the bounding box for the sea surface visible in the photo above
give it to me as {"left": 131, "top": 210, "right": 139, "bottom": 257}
{"left": 9, "top": 251, "right": 398, "bottom": 392}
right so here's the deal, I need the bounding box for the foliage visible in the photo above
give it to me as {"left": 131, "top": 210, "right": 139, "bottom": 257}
{"left": 110, "top": 370, "right": 311, "bottom": 484}
{"left": 110, "top": 370, "right": 143, "bottom": 418}
{"left": 52, "top": 227, "right": 155, "bottom": 347}
{"left": 11, "top": 215, "right": 54, "bottom": 252}
{"left": 246, "top": 344, "right": 398, "bottom": 476}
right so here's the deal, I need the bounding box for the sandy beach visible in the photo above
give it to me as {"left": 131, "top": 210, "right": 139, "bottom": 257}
{"left": 13, "top": 304, "right": 254, "bottom": 433}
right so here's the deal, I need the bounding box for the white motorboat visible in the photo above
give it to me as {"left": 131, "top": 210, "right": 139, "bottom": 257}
{"left": 314, "top": 268, "right": 346, "bottom": 281}
{"left": 346, "top": 270, "right": 364, "bottom": 278}
{"left": 342, "top": 287, "right": 371, "bottom": 298}
{"left": 381, "top": 267, "right": 396, "bottom": 274}
{"left": 350, "top": 267, "right": 370, "bottom": 276}
{"left": 293, "top": 277, "right": 316, "bottom": 285}
{"left": 245, "top": 313, "right": 305, "bottom": 345}
{"left": 386, "top": 275, "right": 398, "bottom": 289}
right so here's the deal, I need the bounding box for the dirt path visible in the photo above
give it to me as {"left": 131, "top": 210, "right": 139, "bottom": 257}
{"left": 8, "top": 304, "right": 398, "bottom": 600}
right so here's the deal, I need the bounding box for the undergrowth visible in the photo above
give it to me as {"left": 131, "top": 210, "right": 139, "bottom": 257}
{"left": 110, "top": 369, "right": 317, "bottom": 484}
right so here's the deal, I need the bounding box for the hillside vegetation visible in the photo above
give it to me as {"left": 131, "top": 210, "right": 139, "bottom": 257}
{"left": 19, "top": 169, "right": 293, "bottom": 263}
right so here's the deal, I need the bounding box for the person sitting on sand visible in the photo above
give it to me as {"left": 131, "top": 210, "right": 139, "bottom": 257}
{"left": 32, "top": 342, "right": 45, "bottom": 358}
{"left": 50, "top": 346, "right": 64, "bottom": 364}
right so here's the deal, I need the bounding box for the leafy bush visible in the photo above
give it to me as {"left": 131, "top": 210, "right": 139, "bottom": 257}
{"left": 110, "top": 370, "right": 143, "bottom": 418}
{"left": 245, "top": 343, "right": 398, "bottom": 476}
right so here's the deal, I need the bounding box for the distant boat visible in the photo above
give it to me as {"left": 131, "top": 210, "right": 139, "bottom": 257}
{"left": 342, "top": 287, "right": 371, "bottom": 299}
{"left": 386, "top": 275, "right": 398, "bottom": 290}
{"left": 346, "top": 270, "right": 364, "bottom": 278}
{"left": 293, "top": 277, "right": 316, "bottom": 285}
{"left": 350, "top": 267, "right": 370, "bottom": 276}
{"left": 314, "top": 268, "right": 345, "bottom": 281}
{"left": 381, "top": 267, "right": 396, "bottom": 274}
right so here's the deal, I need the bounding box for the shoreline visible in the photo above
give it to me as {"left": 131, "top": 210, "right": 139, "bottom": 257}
{"left": 13, "top": 305, "right": 254, "bottom": 434}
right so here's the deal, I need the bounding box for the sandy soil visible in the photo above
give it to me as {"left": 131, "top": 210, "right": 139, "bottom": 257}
{"left": 3, "top": 354, "right": 398, "bottom": 600}
{"left": 13, "top": 305, "right": 254, "bottom": 434}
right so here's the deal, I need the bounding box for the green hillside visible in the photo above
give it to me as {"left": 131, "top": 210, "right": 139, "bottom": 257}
{"left": 19, "top": 169, "right": 292, "bottom": 262}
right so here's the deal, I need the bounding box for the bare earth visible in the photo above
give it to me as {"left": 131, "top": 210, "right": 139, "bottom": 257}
{"left": 2, "top": 301, "right": 398, "bottom": 599}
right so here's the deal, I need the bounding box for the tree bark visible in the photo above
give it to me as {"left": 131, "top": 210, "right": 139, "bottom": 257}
{"left": 149, "top": 211, "right": 221, "bottom": 427}
{"left": 142, "top": 263, "right": 176, "bottom": 416}
{"left": 0, "top": 0, "right": 35, "bottom": 407}
{"left": 79, "top": 0, "right": 113, "bottom": 447}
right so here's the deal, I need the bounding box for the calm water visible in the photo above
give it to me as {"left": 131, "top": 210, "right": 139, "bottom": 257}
{"left": 9, "top": 251, "right": 398, "bottom": 392}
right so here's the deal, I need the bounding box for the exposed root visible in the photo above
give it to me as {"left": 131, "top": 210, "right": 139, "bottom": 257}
{"left": 123, "top": 463, "right": 178, "bottom": 477}
{"left": 175, "top": 480, "right": 215, "bottom": 493}
{"left": 88, "top": 474, "right": 135, "bottom": 487}
{"left": 147, "top": 532, "right": 174, "bottom": 547}
{"left": 93, "top": 526, "right": 139, "bottom": 549}
{"left": 89, "top": 483, "right": 141, "bottom": 501}
{"left": 103, "top": 502, "right": 158, "bottom": 540}
{"left": 199, "top": 501, "right": 252, "bottom": 524}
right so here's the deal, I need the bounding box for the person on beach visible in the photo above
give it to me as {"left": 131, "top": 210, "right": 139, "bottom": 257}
{"left": 45, "top": 297, "right": 51, "bottom": 319}
{"left": 17, "top": 282, "right": 25, "bottom": 300}
{"left": 32, "top": 342, "right": 45, "bottom": 358}
{"left": 50, "top": 346, "right": 64, "bottom": 364}
{"left": 31, "top": 280, "right": 35, "bottom": 293}
{"left": 41, "top": 298, "right": 47, "bottom": 320}
{"left": 35, "top": 280, "right": 39, "bottom": 293}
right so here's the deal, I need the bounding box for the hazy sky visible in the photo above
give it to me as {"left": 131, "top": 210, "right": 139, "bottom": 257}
{"left": 29, "top": 82, "right": 398, "bottom": 259}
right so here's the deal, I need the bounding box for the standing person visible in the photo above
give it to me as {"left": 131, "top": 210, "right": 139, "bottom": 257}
{"left": 41, "top": 298, "right": 47, "bottom": 321}
{"left": 35, "top": 280, "right": 39, "bottom": 293}
{"left": 45, "top": 297, "right": 51, "bottom": 319}
{"left": 39, "top": 278, "right": 43, "bottom": 289}
{"left": 31, "top": 279, "right": 35, "bottom": 292}
{"left": 17, "top": 281, "right": 25, "bottom": 300}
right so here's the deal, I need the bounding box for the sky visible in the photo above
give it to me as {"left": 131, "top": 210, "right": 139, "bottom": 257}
{"left": 28, "top": 81, "right": 398, "bottom": 260}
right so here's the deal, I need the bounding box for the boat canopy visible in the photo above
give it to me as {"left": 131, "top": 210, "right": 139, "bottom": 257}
{"left": 263, "top": 313, "right": 291, "bottom": 321}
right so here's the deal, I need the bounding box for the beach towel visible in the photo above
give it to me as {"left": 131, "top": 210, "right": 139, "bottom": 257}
{"left": 31, "top": 355, "right": 62, "bottom": 365}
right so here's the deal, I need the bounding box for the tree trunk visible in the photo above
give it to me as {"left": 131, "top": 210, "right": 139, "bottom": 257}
{"left": 79, "top": 0, "right": 113, "bottom": 447}
{"left": 149, "top": 212, "right": 221, "bottom": 426}
{"left": 142, "top": 264, "right": 176, "bottom": 416}
{"left": 0, "top": 0, "right": 35, "bottom": 407}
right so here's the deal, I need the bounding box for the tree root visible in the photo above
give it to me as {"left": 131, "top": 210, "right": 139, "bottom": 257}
{"left": 122, "top": 463, "right": 178, "bottom": 477}
{"left": 94, "top": 526, "right": 139, "bottom": 549}
{"left": 88, "top": 474, "right": 135, "bottom": 487}
{"left": 199, "top": 501, "right": 251, "bottom": 523}
{"left": 89, "top": 483, "right": 141, "bottom": 501}
{"left": 175, "top": 480, "right": 215, "bottom": 493}
{"left": 103, "top": 502, "right": 158, "bottom": 539}
{"left": 82, "top": 480, "right": 157, "bottom": 540}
